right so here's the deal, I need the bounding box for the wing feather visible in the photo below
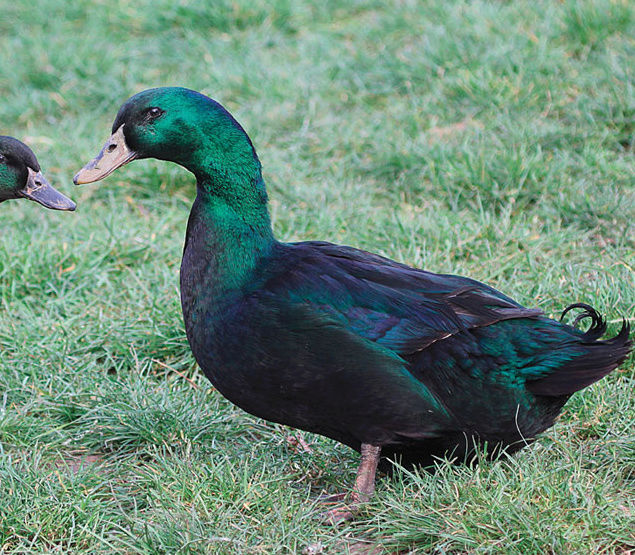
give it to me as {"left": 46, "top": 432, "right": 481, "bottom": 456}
{"left": 259, "top": 241, "right": 542, "bottom": 356}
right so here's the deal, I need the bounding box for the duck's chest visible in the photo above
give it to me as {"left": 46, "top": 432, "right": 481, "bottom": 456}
{"left": 179, "top": 237, "right": 248, "bottom": 357}
{"left": 179, "top": 252, "right": 297, "bottom": 421}
{"left": 179, "top": 201, "right": 269, "bottom": 337}
{"left": 178, "top": 220, "right": 275, "bottom": 387}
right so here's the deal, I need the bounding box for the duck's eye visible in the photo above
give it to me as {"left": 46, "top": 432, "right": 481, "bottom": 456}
{"left": 145, "top": 107, "right": 165, "bottom": 122}
{"left": 0, "top": 153, "right": 5, "bottom": 163}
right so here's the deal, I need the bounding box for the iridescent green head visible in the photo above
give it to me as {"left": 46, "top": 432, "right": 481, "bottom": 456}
{"left": 74, "top": 87, "right": 262, "bottom": 188}
{"left": 0, "top": 136, "right": 76, "bottom": 210}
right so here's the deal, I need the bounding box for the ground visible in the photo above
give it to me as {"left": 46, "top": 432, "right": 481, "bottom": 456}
{"left": 0, "top": 0, "right": 633, "bottom": 552}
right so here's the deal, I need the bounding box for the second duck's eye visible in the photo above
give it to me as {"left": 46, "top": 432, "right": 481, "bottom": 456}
{"left": 145, "top": 107, "right": 165, "bottom": 122}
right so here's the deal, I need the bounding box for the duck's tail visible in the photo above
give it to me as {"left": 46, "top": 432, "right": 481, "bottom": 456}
{"left": 527, "top": 303, "right": 632, "bottom": 397}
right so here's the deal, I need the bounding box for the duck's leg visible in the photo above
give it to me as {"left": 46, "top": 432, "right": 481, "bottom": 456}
{"left": 352, "top": 443, "right": 382, "bottom": 503}
{"left": 324, "top": 443, "right": 381, "bottom": 524}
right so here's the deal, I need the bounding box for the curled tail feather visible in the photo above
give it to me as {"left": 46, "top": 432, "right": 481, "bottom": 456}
{"left": 527, "top": 303, "right": 632, "bottom": 397}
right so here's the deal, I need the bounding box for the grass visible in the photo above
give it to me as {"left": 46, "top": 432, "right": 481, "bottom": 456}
{"left": 0, "top": 0, "right": 633, "bottom": 552}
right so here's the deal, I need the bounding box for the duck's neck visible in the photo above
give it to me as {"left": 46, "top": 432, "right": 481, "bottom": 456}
{"left": 181, "top": 159, "right": 275, "bottom": 302}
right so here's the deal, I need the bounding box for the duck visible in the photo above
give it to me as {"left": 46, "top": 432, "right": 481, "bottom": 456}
{"left": 74, "top": 87, "right": 632, "bottom": 520}
{"left": 0, "top": 136, "right": 75, "bottom": 211}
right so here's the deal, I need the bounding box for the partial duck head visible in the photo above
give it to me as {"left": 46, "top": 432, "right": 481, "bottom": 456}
{"left": 0, "top": 136, "right": 76, "bottom": 211}
{"left": 74, "top": 87, "right": 267, "bottom": 210}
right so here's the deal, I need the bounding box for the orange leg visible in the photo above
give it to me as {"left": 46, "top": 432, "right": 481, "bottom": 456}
{"left": 324, "top": 444, "right": 381, "bottom": 524}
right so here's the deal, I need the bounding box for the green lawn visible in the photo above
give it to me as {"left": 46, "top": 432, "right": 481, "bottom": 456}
{"left": 1, "top": 0, "right": 633, "bottom": 552}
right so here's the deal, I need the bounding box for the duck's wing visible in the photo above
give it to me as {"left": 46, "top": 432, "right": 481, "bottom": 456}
{"left": 261, "top": 241, "right": 542, "bottom": 357}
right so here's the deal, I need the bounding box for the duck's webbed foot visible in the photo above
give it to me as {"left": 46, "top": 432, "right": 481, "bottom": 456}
{"left": 322, "top": 443, "right": 381, "bottom": 524}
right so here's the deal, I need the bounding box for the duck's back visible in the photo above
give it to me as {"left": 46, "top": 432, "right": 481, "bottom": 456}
{"left": 181, "top": 240, "right": 631, "bottom": 466}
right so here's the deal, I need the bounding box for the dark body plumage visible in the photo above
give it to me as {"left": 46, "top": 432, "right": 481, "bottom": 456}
{"left": 76, "top": 87, "right": 632, "bottom": 475}
{"left": 181, "top": 229, "right": 631, "bottom": 469}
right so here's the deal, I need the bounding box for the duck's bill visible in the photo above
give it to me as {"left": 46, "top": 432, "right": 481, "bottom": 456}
{"left": 20, "top": 167, "right": 76, "bottom": 211}
{"left": 73, "top": 125, "right": 137, "bottom": 185}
